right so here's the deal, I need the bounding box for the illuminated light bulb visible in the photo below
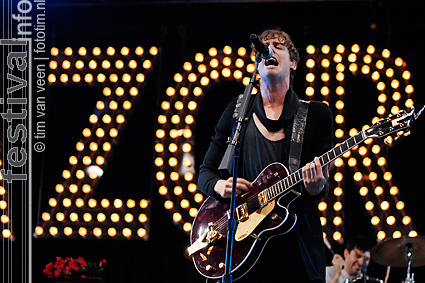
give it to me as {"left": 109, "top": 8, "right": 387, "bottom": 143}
{"left": 95, "top": 128, "right": 105, "bottom": 138}
{"left": 183, "top": 223, "right": 192, "bottom": 232}
{"left": 139, "top": 213, "right": 148, "bottom": 223}
{"left": 366, "top": 45, "right": 375, "bottom": 54}
{"left": 62, "top": 170, "right": 71, "bottom": 179}
{"left": 143, "top": 60, "right": 152, "bottom": 69}
{"left": 359, "top": 186, "right": 368, "bottom": 196}
{"left": 382, "top": 49, "right": 390, "bottom": 58}
{"left": 349, "top": 63, "right": 357, "bottom": 72}
{"left": 402, "top": 216, "right": 411, "bottom": 225}
{"left": 140, "top": 199, "right": 149, "bottom": 209}
{"left": 320, "top": 217, "right": 327, "bottom": 226}
{"left": 188, "top": 183, "right": 197, "bottom": 193}
{"left": 318, "top": 202, "right": 327, "bottom": 211}
{"left": 208, "top": 47, "right": 218, "bottom": 57}
{"left": 333, "top": 231, "right": 342, "bottom": 241}
{"left": 92, "top": 227, "right": 102, "bottom": 237}
{"left": 369, "top": 172, "right": 378, "bottom": 181}
{"left": 347, "top": 157, "right": 356, "bottom": 167}
{"left": 405, "top": 85, "right": 414, "bottom": 94}
{"left": 194, "top": 53, "right": 204, "bottom": 62}
{"left": 333, "top": 216, "right": 342, "bottom": 226}
{"left": 336, "top": 44, "right": 345, "bottom": 53}
{"left": 149, "top": 46, "right": 158, "bottom": 55}
{"left": 109, "top": 128, "right": 118, "bottom": 137}
{"left": 335, "top": 100, "right": 344, "bottom": 110}
{"left": 365, "top": 201, "right": 374, "bottom": 210}
{"left": 333, "top": 202, "right": 342, "bottom": 211}
{"left": 371, "top": 71, "right": 380, "bottom": 81}
{"left": 321, "top": 58, "right": 330, "bottom": 68}
{"left": 60, "top": 74, "right": 69, "bottom": 83}
{"left": 138, "top": 228, "right": 147, "bottom": 238}
{"left": 86, "top": 199, "right": 96, "bottom": 208}
{"left": 49, "top": 227, "right": 58, "bottom": 236}
{"left": 174, "top": 186, "right": 183, "bottom": 196}
{"left": 100, "top": 199, "right": 110, "bottom": 208}
{"left": 334, "top": 158, "right": 343, "bottom": 167}
{"left": 180, "top": 199, "right": 190, "bottom": 209}
{"left": 380, "top": 201, "right": 390, "bottom": 210}
{"left": 172, "top": 213, "right": 182, "bottom": 222}
{"left": 168, "top": 157, "right": 178, "bottom": 167}
{"left": 391, "top": 105, "right": 400, "bottom": 115}
{"left": 171, "top": 115, "right": 180, "bottom": 124}
{"left": 83, "top": 213, "right": 92, "bottom": 222}
{"left": 393, "top": 231, "right": 402, "bottom": 239}
{"left": 51, "top": 47, "right": 59, "bottom": 56}
{"left": 209, "top": 70, "right": 219, "bottom": 80}
{"left": 306, "top": 73, "right": 315, "bottom": 82}
{"left": 223, "top": 45, "right": 232, "bottom": 55}
{"left": 69, "top": 184, "right": 78, "bottom": 193}
{"left": 396, "top": 201, "right": 405, "bottom": 210}
{"left": 335, "top": 129, "right": 344, "bottom": 138}
{"left": 386, "top": 216, "right": 396, "bottom": 225}
{"left": 335, "top": 115, "right": 344, "bottom": 124}
{"left": 377, "top": 82, "right": 386, "bottom": 91}
{"left": 306, "top": 59, "right": 315, "bottom": 68}
{"left": 82, "top": 184, "right": 91, "bottom": 193}
{"left": 320, "top": 45, "right": 330, "bottom": 54}
{"left": 351, "top": 44, "right": 360, "bottom": 53}
{"left": 336, "top": 63, "right": 345, "bottom": 72}
{"left": 334, "top": 187, "right": 342, "bottom": 196}
{"left": 55, "top": 184, "right": 65, "bottom": 193}
{"left": 194, "top": 193, "right": 204, "bottom": 203}
{"left": 377, "top": 105, "right": 386, "bottom": 115}
{"left": 188, "top": 101, "right": 197, "bottom": 111}
{"left": 363, "top": 157, "right": 372, "bottom": 167}
{"left": 386, "top": 68, "right": 394, "bottom": 77}
{"left": 371, "top": 216, "right": 380, "bottom": 225}
{"left": 170, "top": 172, "right": 179, "bottom": 181}
{"left": 72, "top": 74, "right": 81, "bottom": 83}
{"left": 35, "top": 226, "right": 43, "bottom": 235}
{"left": 107, "top": 227, "right": 117, "bottom": 237}
{"left": 184, "top": 172, "right": 194, "bottom": 181}
{"left": 42, "top": 212, "right": 50, "bottom": 221}
{"left": 75, "top": 169, "right": 85, "bottom": 179}
{"left": 116, "top": 114, "right": 125, "bottom": 124}
{"left": 89, "top": 60, "right": 97, "bottom": 69}
{"left": 110, "top": 213, "right": 120, "bottom": 222}
{"left": 154, "top": 143, "right": 164, "bottom": 153}
{"left": 333, "top": 54, "right": 342, "bottom": 63}
{"left": 114, "top": 199, "right": 123, "bottom": 209}
{"left": 306, "top": 45, "right": 315, "bottom": 54}
{"left": 222, "top": 68, "right": 231, "bottom": 78}
{"left": 200, "top": 77, "right": 209, "bottom": 86}
{"left": 378, "top": 93, "right": 387, "bottom": 103}
{"left": 361, "top": 65, "right": 370, "bottom": 74}
{"left": 156, "top": 129, "right": 165, "bottom": 139}
{"left": 189, "top": 208, "right": 198, "bottom": 217}
{"left": 223, "top": 57, "right": 232, "bottom": 66}
{"left": 343, "top": 150, "right": 351, "bottom": 158}
{"left": 305, "top": 87, "right": 314, "bottom": 97}
{"left": 78, "top": 227, "right": 87, "bottom": 237}
{"left": 376, "top": 60, "right": 384, "bottom": 69}
{"left": 69, "top": 156, "right": 78, "bottom": 165}
{"left": 48, "top": 74, "right": 56, "bottom": 83}
{"left": 185, "top": 115, "right": 194, "bottom": 124}
{"left": 402, "top": 70, "right": 411, "bottom": 80}
{"left": 154, "top": 157, "right": 163, "bottom": 167}
{"left": 353, "top": 172, "right": 363, "bottom": 181}
{"left": 405, "top": 98, "right": 414, "bottom": 108}
{"left": 182, "top": 143, "right": 192, "bottom": 152}
{"left": 409, "top": 231, "right": 418, "bottom": 237}
{"left": 348, "top": 53, "right": 357, "bottom": 62}
{"left": 383, "top": 172, "right": 392, "bottom": 181}
{"left": 391, "top": 79, "right": 400, "bottom": 89}
{"left": 62, "top": 60, "right": 71, "bottom": 69}
{"left": 237, "top": 47, "right": 246, "bottom": 56}
{"left": 164, "top": 200, "right": 174, "bottom": 210}
{"left": 75, "top": 198, "right": 84, "bottom": 207}
{"left": 374, "top": 186, "right": 384, "bottom": 196}
{"left": 115, "top": 60, "right": 124, "bottom": 69}
{"left": 183, "top": 62, "right": 192, "bottom": 71}
{"left": 97, "top": 213, "right": 106, "bottom": 222}
{"left": 349, "top": 128, "right": 358, "bottom": 137}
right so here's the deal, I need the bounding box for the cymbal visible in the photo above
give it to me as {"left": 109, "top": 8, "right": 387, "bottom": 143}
{"left": 371, "top": 236, "right": 425, "bottom": 267}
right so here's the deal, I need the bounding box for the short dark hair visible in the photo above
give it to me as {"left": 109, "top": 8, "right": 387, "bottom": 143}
{"left": 346, "top": 236, "right": 373, "bottom": 253}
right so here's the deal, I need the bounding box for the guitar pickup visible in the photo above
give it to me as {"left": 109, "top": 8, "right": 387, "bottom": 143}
{"left": 236, "top": 203, "right": 249, "bottom": 222}
{"left": 258, "top": 190, "right": 268, "bottom": 207}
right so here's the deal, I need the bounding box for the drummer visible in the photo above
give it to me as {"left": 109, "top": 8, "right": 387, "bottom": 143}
{"left": 326, "top": 236, "right": 373, "bottom": 283}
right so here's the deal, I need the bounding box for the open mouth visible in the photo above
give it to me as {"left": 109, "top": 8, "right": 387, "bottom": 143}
{"left": 265, "top": 57, "right": 278, "bottom": 66}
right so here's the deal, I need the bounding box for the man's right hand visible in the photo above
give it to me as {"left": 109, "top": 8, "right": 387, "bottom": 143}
{"left": 214, "top": 177, "right": 252, "bottom": 198}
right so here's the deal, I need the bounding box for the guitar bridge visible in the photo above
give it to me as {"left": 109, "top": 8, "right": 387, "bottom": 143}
{"left": 236, "top": 203, "right": 249, "bottom": 222}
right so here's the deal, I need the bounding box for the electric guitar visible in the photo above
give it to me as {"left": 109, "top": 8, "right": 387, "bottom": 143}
{"left": 188, "top": 107, "right": 419, "bottom": 281}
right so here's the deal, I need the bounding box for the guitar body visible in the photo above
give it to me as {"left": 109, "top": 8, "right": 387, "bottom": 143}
{"left": 190, "top": 163, "right": 299, "bottom": 280}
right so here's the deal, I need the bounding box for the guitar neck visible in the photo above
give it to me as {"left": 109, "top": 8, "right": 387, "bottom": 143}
{"left": 267, "top": 131, "right": 367, "bottom": 200}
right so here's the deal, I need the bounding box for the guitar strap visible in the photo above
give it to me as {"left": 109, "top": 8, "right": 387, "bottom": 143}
{"left": 288, "top": 100, "right": 309, "bottom": 173}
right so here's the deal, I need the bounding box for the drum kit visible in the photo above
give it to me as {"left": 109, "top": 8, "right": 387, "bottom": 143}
{"left": 345, "top": 236, "right": 425, "bottom": 283}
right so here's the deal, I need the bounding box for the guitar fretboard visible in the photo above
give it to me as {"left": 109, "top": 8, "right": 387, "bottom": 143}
{"left": 266, "top": 131, "right": 366, "bottom": 201}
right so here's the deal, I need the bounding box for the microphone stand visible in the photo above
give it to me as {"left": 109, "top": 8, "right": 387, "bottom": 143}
{"left": 218, "top": 52, "right": 262, "bottom": 283}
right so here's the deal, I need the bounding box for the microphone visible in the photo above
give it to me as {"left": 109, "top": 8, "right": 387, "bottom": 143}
{"left": 250, "top": 34, "right": 273, "bottom": 60}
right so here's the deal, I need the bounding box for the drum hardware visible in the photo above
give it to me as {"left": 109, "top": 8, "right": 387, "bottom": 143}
{"left": 371, "top": 236, "right": 425, "bottom": 283}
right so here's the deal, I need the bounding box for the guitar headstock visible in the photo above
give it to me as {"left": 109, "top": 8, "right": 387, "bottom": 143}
{"left": 365, "top": 108, "right": 416, "bottom": 140}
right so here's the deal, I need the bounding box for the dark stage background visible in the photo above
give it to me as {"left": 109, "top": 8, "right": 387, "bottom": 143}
{"left": 9, "top": 0, "right": 425, "bottom": 282}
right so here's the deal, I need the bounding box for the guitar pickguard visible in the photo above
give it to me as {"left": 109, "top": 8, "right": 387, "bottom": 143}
{"left": 234, "top": 200, "right": 275, "bottom": 241}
